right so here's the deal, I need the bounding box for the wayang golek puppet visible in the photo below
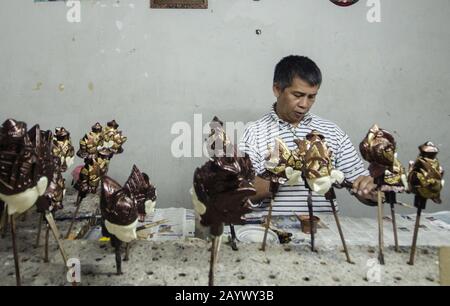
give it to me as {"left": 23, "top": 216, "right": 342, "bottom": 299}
{"left": 360, "top": 124, "right": 408, "bottom": 264}
{"left": 0, "top": 119, "right": 74, "bottom": 286}
{"left": 192, "top": 116, "right": 255, "bottom": 286}
{"left": 65, "top": 120, "right": 127, "bottom": 239}
{"left": 100, "top": 165, "right": 157, "bottom": 275}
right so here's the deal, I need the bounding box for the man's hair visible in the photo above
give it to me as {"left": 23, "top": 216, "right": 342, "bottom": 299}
{"left": 273, "top": 55, "right": 322, "bottom": 91}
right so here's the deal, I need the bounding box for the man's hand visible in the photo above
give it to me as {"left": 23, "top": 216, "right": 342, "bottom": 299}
{"left": 249, "top": 176, "right": 273, "bottom": 203}
{"left": 352, "top": 175, "right": 378, "bottom": 204}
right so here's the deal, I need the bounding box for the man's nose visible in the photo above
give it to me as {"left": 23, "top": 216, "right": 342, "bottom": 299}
{"left": 297, "top": 96, "right": 309, "bottom": 108}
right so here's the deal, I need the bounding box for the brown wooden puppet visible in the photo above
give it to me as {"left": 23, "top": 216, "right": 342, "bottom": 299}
{"left": 192, "top": 116, "right": 255, "bottom": 286}
{"left": 100, "top": 165, "right": 157, "bottom": 275}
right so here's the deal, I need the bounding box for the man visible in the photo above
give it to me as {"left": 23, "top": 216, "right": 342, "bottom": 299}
{"left": 239, "top": 55, "right": 377, "bottom": 216}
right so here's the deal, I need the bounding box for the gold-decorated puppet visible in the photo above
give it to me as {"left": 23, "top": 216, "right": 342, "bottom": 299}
{"left": 66, "top": 120, "right": 127, "bottom": 239}
{"left": 407, "top": 142, "right": 444, "bottom": 265}
{"left": 294, "top": 130, "right": 351, "bottom": 262}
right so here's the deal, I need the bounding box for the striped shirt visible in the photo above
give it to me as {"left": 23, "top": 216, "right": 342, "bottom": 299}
{"left": 238, "top": 104, "right": 369, "bottom": 216}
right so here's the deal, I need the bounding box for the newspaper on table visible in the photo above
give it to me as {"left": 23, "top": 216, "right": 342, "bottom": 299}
{"left": 83, "top": 208, "right": 195, "bottom": 241}
{"left": 224, "top": 210, "right": 450, "bottom": 248}
{"left": 138, "top": 208, "right": 195, "bottom": 241}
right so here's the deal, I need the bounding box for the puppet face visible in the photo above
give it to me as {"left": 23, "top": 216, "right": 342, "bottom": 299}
{"left": 360, "top": 124, "right": 397, "bottom": 180}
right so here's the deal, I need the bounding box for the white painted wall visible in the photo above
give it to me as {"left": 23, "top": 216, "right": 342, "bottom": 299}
{"left": 1, "top": 0, "right": 449, "bottom": 217}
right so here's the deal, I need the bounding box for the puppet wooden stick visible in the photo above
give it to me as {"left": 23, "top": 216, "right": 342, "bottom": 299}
{"left": 10, "top": 215, "right": 21, "bottom": 286}
{"left": 209, "top": 236, "right": 221, "bottom": 286}
{"left": 261, "top": 197, "right": 274, "bottom": 252}
{"left": 376, "top": 186, "right": 385, "bottom": 265}
{"left": 325, "top": 187, "right": 353, "bottom": 263}
{"left": 229, "top": 224, "right": 238, "bottom": 251}
{"left": 307, "top": 189, "right": 316, "bottom": 252}
{"left": 385, "top": 192, "right": 400, "bottom": 252}
{"left": 35, "top": 213, "right": 44, "bottom": 248}
{"left": 408, "top": 197, "right": 424, "bottom": 265}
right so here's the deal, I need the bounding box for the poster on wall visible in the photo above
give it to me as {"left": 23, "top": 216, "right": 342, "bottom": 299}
{"left": 330, "top": 0, "right": 360, "bottom": 7}
{"left": 150, "top": 0, "right": 208, "bottom": 9}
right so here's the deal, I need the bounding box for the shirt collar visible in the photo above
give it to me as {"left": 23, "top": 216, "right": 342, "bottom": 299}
{"left": 269, "top": 103, "right": 313, "bottom": 129}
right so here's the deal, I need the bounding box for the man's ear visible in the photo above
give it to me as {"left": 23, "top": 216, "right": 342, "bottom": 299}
{"left": 273, "top": 84, "right": 281, "bottom": 98}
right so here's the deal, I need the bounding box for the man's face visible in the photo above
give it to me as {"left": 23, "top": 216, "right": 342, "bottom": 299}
{"left": 273, "top": 77, "right": 319, "bottom": 126}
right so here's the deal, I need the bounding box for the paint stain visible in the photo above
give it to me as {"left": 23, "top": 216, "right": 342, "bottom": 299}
{"left": 58, "top": 84, "right": 65, "bottom": 92}
{"left": 88, "top": 82, "right": 94, "bottom": 92}
{"left": 33, "top": 82, "right": 43, "bottom": 91}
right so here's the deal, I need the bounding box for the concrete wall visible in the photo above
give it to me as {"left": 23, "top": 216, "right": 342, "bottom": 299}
{"left": 1, "top": 0, "right": 449, "bottom": 217}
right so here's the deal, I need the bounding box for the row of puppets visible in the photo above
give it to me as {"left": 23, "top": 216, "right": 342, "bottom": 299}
{"left": 0, "top": 117, "right": 444, "bottom": 286}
